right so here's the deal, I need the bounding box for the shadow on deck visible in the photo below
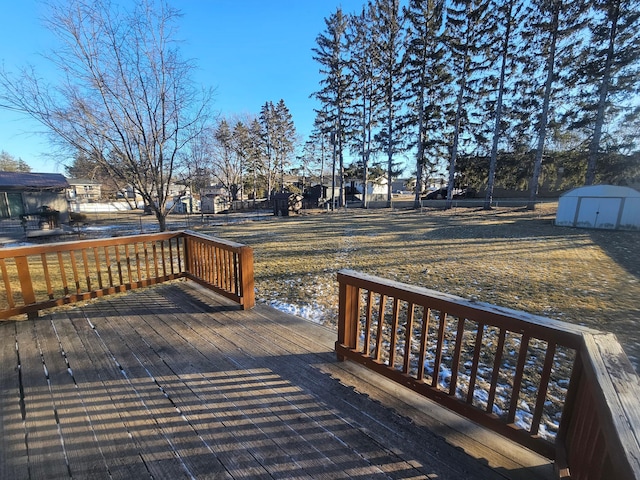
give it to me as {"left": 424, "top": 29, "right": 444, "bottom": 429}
{"left": 0, "top": 281, "right": 553, "bottom": 480}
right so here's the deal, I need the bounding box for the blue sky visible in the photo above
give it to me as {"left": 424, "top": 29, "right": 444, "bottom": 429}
{"left": 0, "top": 0, "right": 366, "bottom": 173}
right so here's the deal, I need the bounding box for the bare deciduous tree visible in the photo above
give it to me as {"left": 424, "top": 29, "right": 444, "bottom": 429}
{"left": 0, "top": 0, "right": 211, "bottom": 230}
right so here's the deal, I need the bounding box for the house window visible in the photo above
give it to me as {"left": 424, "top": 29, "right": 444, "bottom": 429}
{"left": 0, "top": 192, "right": 24, "bottom": 218}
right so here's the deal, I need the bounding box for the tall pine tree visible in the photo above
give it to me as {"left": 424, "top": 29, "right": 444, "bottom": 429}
{"left": 313, "top": 8, "right": 352, "bottom": 209}
{"left": 569, "top": 0, "right": 640, "bottom": 185}
{"left": 403, "top": 0, "right": 448, "bottom": 208}
{"left": 371, "top": 0, "right": 406, "bottom": 207}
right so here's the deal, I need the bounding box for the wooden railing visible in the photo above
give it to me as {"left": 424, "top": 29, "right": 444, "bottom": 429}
{"left": 336, "top": 269, "right": 640, "bottom": 480}
{"left": 0, "top": 230, "right": 254, "bottom": 320}
{"left": 182, "top": 231, "right": 255, "bottom": 309}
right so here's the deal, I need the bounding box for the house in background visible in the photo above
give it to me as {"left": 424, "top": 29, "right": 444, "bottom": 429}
{"left": 0, "top": 171, "right": 70, "bottom": 223}
{"left": 66, "top": 178, "right": 102, "bottom": 203}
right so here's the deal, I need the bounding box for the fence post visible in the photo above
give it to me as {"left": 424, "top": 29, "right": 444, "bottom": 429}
{"left": 238, "top": 246, "right": 255, "bottom": 310}
{"left": 337, "top": 273, "right": 359, "bottom": 361}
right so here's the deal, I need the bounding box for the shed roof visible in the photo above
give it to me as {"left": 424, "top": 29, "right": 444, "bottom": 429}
{"left": 560, "top": 185, "right": 640, "bottom": 198}
{"left": 0, "top": 171, "right": 69, "bottom": 191}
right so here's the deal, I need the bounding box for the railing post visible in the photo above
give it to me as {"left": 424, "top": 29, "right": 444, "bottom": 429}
{"left": 182, "top": 233, "right": 190, "bottom": 276}
{"left": 15, "top": 256, "right": 38, "bottom": 319}
{"left": 337, "top": 273, "right": 359, "bottom": 361}
{"left": 238, "top": 246, "right": 255, "bottom": 310}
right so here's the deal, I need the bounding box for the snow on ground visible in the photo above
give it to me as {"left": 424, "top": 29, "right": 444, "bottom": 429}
{"left": 265, "top": 299, "right": 329, "bottom": 325}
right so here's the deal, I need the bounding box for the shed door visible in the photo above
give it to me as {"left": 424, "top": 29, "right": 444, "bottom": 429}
{"left": 576, "top": 197, "right": 621, "bottom": 229}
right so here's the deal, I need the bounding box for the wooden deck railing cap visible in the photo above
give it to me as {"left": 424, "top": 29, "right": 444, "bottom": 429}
{"left": 337, "top": 268, "right": 599, "bottom": 339}
{"left": 182, "top": 229, "right": 249, "bottom": 250}
{"left": 0, "top": 230, "right": 183, "bottom": 259}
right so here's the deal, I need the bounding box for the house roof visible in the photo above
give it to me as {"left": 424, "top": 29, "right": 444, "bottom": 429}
{"left": 67, "top": 178, "right": 102, "bottom": 186}
{"left": 0, "top": 171, "right": 69, "bottom": 191}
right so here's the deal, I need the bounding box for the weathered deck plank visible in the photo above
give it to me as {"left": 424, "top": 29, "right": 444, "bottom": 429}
{"left": 51, "top": 313, "right": 152, "bottom": 479}
{"left": 0, "top": 281, "right": 555, "bottom": 479}
{"left": 0, "top": 322, "right": 30, "bottom": 480}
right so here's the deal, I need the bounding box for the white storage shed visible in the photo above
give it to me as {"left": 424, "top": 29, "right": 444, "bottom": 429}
{"left": 555, "top": 185, "right": 640, "bottom": 231}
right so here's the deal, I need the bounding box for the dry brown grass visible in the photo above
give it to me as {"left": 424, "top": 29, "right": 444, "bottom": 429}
{"left": 193, "top": 203, "right": 640, "bottom": 369}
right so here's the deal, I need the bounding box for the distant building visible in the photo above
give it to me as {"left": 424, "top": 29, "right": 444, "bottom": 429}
{"left": 66, "top": 178, "right": 102, "bottom": 203}
{"left": 0, "top": 171, "right": 70, "bottom": 223}
{"left": 200, "top": 185, "right": 230, "bottom": 214}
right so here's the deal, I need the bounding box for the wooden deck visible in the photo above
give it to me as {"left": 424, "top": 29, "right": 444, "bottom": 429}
{"left": 0, "top": 280, "right": 554, "bottom": 480}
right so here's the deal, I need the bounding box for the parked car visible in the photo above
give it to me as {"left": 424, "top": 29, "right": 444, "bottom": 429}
{"left": 453, "top": 188, "right": 476, "bottom": 199}
{"left": 424, "top": 187, "right": 448, "bottom": 200}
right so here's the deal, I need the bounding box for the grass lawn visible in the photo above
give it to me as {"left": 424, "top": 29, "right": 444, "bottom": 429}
{"left": 191, "top": 203, "right": 640, "bottom": 370}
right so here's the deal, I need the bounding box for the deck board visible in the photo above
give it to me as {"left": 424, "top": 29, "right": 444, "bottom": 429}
{"left": 0, "top": 281, "right": 555, "bottom": 479}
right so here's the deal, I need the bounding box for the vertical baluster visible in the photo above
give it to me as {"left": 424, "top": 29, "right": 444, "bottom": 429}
{"left": 168, "top": 238, "right": 175, "bottom": 275}
{"left": 374, "top": 294, "right": 387, "bottom": 362}
{"left": 104, "top": 246, "right": 113, "bottom": 287}
{"left": 416, "top": 307, "right": 431, "bottom": 382}
{"left": 402, "top": 302, "right": 415, "bottom": 374}
{"left": 142, "top": 242, "right": 151, "bottom": 279}
{"left": 224, "top": 247, "right": 229, "bottom": 289}
{"left": 432, "top": 312, "right": 447, "bottom": 388}
{"left": 124, "top": 244, "right": 133, "bottom": 284}
{"left": 216, "top": 245, "right": 223, "bottom": 287}
{"left": 133, "top": 243, "right": 142, "bottom": 282}
{"left": 152, "top": 242, "right": 159, "bottom": 279}
{"left": 92, "top": 247, "right": 103, "bottom": 289}
{"left": 507, "top": 333, "right": 531, "bottom": 424}
{"left": 160, "top": 241, "right": 167, "bottom": 277}
{"left": 114, "top": 246, "right": 124, "bottom": 287}
{"left": 69, "top": 250, "right": 81, "bottom": 293}
{"left": 388, "top": 298, "right": 400, "bottom": 368}
{"left": 466, "top": 322, "right": 485, "bottom": 404}
{"left": 363, "top": 291, "right": 373, "bottom": 355}
{"left": 530, "top": 342, "right": 556, "bottom": 435}
{"left": 176, "top": 235, "right": 183, "bottom": 273}
{"left": 57, "top": 252, "right": 69, "bottom": 296}
{"left": 487, "top": 327, "right": 506, "bottom": 414}
{"left": 81, "top": 248, "right": 91, "bottom": 291}
{"left": 233, "top": 251, "right": 239, "bottom": 295}
{"left": 40, "top": 253, "right": 54, "bottom": 299}
{"left": 449, "top": 317, "right": 466, "bottom": 396}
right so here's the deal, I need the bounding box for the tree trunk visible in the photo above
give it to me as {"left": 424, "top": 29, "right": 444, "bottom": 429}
{"left": 485, "top": 1, "right": 513, "bottom": 211}
{"left": 585, "top": 0, "right": 619, "bottom": 186}
{"left": 528, "top": 3, "right": 559, "bottom": 211}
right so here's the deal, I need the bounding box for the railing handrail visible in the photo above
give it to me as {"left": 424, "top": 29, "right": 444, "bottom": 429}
{"left": 0, "top": 230, "right": 255, "bottom": 320}
{"left": 0, "top": 231, "right": 183, "bottom": 259}
{"left": 336, "top": 269, "right": 640, "bottom": 480}
{"left": 339, "top": 269, "right": 598, "bottom": 348}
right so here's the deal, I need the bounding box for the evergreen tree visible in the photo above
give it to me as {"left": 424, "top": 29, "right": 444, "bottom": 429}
{"left": 443, "top": 0, "right": 493, "bottom": 209}
{"left": 402, "top": 0, "right": 448, "bottom": 208}
{"left": 0, "top": 151, "right": 31, "bottom": 172}
{"left": 313, "top": 8, "right": 352, "bottom": 209}
{"left": 525, "top": 0, "right": 587, "bottom": 209}
{"left": 273, "top": 99, "right": 297, "bottom": 192}
{"left": 246, "top": 118, "right": 265, "bottom": 205}
{"left": 259, "top": 101, "right": 278, "bottom": 200}
{"left": 483, "top": 0, "right": 523, "bottom": 209}
{"left": 569, "top": 0, "right": 640, "bottom": 185}
{"left": 346, "top": 5, "right": 381, "bottom": 208}
{"left": 371, "top": 0, "right": 406, "bottom": 207}
{"left": 211, "top": 118, "right": 243, "bottom": 203}
{"left": 232, "top": 121, "right": 252, "bottom": 201}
